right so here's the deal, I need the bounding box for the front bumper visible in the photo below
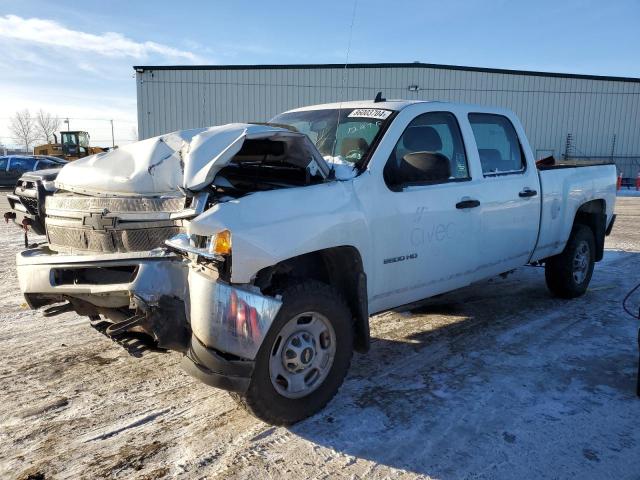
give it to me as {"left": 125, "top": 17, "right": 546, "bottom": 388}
{"left": 179, "top": 266, "right": 282, "bottom": 392}
{"left": 181, "top": 334, "right": 254, "bottom": 392}
{"left": 17, "top": 245, "right": 282, "bottom": 393}
{"left": 7, "top": 193, "right": 45, "bottom": 235}
{"left": 16, "top": 247, "right": 186, "bottom": 309}
{"left": 187, "top": 267, "right": 282, "bottom": 361}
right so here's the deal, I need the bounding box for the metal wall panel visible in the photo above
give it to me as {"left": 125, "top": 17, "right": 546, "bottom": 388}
{"left": 136, "top": 65, "right": 640, "bottom": 158}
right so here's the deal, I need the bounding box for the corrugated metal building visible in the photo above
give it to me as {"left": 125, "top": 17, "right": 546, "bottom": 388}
{"left": 134, "top": 62, "right": 640, "bottom": 177}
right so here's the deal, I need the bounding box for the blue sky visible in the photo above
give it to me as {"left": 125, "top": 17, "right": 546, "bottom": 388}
{"left": 1, "top": 0, "right": 639, "bottom": 147}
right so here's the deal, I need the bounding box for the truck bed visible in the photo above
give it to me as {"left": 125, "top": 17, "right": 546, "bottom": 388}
{"left": 532, "top": 163, "right": 617, "bottom": 262}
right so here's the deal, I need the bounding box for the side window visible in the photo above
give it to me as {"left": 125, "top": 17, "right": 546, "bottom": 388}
{"left": 0, "top": 158, "right": 7, "bottom": 171}
{"left": 35, "top": 160, "right": 55, "bottom": 170}
{"left": 468, "top": 113, "right": 525, "bottom": 175}
{"left": 384, "top": 112, "right": 469, "bottom": 188}
{"left": 8, "top": 157, "right": 35, "bottom": 173}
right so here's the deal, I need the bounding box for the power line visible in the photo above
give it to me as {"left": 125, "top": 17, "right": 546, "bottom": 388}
{"left": 0, "top": 116, "right": 136, "bottom": 122}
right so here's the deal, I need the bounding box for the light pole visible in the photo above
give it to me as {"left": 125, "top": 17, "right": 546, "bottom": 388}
{"left": 64, "top": 118, "right": 70, "bottom": 132}
{"left": 110, "top": 119, "right": 115, "bottom": 148}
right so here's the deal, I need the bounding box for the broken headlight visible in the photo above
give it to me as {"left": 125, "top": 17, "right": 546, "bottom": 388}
{"left": 207, "top": 229, "right": 232, "bottom": 256}
{"left": 165, "top": 230, "right": 232, "bottom": 260}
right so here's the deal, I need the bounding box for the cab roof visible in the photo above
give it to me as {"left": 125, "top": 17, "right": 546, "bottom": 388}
{"left": 284, "top": 99, "right": 428, "bottom": 113}
{"left": 282, "top": 99, "right": 518, "bottom": 119}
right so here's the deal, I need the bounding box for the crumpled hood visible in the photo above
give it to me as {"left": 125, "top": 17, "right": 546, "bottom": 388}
{"left": 54, "top": 123, "right": 329, "bottom": 197}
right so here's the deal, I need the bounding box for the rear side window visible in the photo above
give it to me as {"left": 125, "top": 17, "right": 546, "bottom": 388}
{"left": 9, "top": 157, "right": 36, "bottom": 173}
{"left": 0, "top": 158, "right": 7, "bottom": 170}
{"left": 35, "top": 160, "right": 56, "bottom": 170}
{"left": 468, "top": 113, "right": 525, "bottom": 175}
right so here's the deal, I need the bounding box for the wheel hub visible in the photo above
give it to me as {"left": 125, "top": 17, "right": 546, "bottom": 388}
{"left": 282, "top": 331, "right": 316, "bottom": 373}
{"left": 269, "top": 312, "right": 337, "bottom": 399}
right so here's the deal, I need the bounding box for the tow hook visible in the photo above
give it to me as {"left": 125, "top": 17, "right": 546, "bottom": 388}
{"left": 105, "top": 314, "right": 147, "bottom": 336}
{"left": 42, "top": 302, "right": 75, "bottom": 317}
{"left": 21, "top": 217, "right": 36, "bottom": 248}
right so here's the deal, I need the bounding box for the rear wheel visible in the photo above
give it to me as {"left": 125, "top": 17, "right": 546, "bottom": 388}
{"left": 232, "top": 280, "right": 353, "bottom": 425}
{"left": 545, "top": 224, "right": 595, "bottom": 298}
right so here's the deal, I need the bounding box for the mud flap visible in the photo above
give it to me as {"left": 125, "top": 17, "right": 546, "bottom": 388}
{"left": 353, "top": 272, "right": 370, "bottom": 353}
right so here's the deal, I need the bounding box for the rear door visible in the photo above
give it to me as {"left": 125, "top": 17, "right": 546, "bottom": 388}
{"left": 466, "top": 113, "right": 540, "bottom": 276}
{"left": 8, "top": 157, "right": 37, "bottom": 183}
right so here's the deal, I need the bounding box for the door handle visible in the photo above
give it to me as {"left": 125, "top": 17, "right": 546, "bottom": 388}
{"left": 519, "top": 188, "right": 538, "bottom": 198}
{"left": 456, "top": 199, "right": 480, "bottom": 209}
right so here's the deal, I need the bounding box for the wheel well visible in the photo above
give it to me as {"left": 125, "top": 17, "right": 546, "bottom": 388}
{"left": 254, "top": 246, "right": 370, "bottom": 353}
{"left": 573, "top": 199, "right": 606, "bottom": 261}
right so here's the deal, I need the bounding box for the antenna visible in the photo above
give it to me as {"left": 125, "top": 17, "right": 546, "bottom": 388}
{"left": 332, "top": 0, "right": 358, "bottom": 158}
{"left": 374, "top": 91, "right": 386, "bottom": 103}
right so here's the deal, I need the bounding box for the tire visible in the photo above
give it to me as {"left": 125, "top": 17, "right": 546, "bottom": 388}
{"left": 231, "top": 280, "right": 353, "bottom": 425}
{"left": 545, "top": 224, "right": 595, "bottom": 299}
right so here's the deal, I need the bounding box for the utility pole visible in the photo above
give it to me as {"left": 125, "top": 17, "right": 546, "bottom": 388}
{"left": 110, "top": 119, "right": 115, "bottom": 148}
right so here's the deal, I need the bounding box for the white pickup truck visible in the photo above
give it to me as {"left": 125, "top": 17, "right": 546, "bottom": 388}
{"left": 14, "top": 99, "right": 616, "bottom": 424}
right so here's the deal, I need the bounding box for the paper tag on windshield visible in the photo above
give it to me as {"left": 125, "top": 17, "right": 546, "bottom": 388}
{"left": 348, "top": 109, "right": 392, "bottom": 120}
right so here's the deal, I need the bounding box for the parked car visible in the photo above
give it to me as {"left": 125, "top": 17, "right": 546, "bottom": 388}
{"left": 12, "top": 100, "right": 617, "bottom": 425}
{"left": 0, "top": 155, "right": 66, "bottom": 187}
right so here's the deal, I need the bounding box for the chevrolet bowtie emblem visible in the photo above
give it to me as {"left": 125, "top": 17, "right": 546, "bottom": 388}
{"left": 82, "top": 212, "right": 116, "bottom": 230}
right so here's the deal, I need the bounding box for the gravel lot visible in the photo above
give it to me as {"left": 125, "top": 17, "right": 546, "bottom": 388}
{"left": 0, "top": 193, "right": 639, "bottom": 479}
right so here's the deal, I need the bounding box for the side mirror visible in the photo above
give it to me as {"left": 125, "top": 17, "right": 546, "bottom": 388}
{"left": 398, "top": 152, "right": 451, "bottom": 185}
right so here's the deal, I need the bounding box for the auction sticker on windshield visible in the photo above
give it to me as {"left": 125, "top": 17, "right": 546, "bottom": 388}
{"left": 348, "top": 109, "right": 392, "bottom": 120}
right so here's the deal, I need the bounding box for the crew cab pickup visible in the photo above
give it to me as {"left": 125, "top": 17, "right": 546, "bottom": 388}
{"left": 14, "top": 100, "right": 617, "bottom": 424}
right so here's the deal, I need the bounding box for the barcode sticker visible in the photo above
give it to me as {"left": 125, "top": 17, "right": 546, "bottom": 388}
{"left": 348, "top": 109, "right": 392, "bottom": 120}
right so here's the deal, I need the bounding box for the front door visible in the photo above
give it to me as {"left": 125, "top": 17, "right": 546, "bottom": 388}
{"left": 368, "top": 111, "right": 483, "bottom": 313}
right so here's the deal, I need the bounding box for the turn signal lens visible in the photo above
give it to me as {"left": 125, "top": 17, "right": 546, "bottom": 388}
{"left": 212, "top": 230, "right": 232, "bottom": 255}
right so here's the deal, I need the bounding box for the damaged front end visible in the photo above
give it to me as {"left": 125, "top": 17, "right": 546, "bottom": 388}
{"left": 16, "top": 122, "right": 325, "bottom": 388}
{"left": 180, "top": 267, "right": 283, "bottom": 392}
{"left": 164, "top": 232, "right": 284, "bottom": 391}
{"left": 17, "top": 247, "right": 191, "bottom": 355}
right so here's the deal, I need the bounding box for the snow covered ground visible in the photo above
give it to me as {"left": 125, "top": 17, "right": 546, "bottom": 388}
{"left": 0, "top": 194, "right": 639, "bottom": 479}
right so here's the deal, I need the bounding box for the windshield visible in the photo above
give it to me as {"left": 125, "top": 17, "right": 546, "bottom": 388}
{"left": 270, "top": 108, "right": 393, "bottom": 167}
{"left": 61, "top": 132, "right": 77, "bottom": 145}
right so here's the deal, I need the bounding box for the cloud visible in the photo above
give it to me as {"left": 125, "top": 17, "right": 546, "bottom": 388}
{"left": 0, "top": 14, "right": 199, "bottom": 61}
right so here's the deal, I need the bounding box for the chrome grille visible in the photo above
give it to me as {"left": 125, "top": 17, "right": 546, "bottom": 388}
{"left": 46, "top": 195, "right": 185, "bottom": 214}
{"left": 45, "top": 194, "right": 186, "bottom": 253}
{"left": 47, "top": 224, "right": 182, "bottom": 253}
{"left": 17, "top": 195, "right": 39, "bottom": 215}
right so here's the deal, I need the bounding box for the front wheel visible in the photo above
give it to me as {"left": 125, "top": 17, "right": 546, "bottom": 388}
{"left": 232, "top": 280, "right": 353, "bottom": 425}
{"left": 545, "top": 224, "right": 595, "bottom": 298}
